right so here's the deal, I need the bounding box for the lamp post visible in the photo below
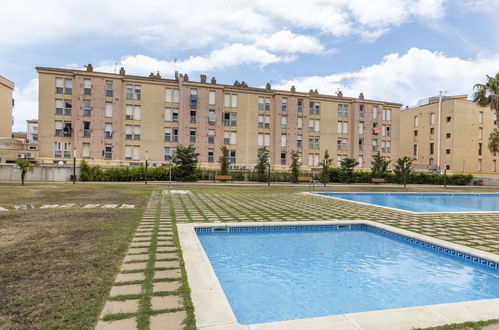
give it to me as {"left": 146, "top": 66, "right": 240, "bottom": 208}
{"left": 72, "top": 148, "right": 76, "bottom": 184}
{"left": 443, "top": 162, "right": 447, "bottom": 188}
{"left": 145, "top": 150, "right": 148, "bottom": 185}
{"left": 267, "top": 152, "right": 271, "bottom": 187}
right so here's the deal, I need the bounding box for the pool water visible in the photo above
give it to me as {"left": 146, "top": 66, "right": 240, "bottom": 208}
{"left": 197, "top": 227, "right": 499, "bottom": 324}
{"left": 318, "top": 193, "right": 499, "bottom": 213}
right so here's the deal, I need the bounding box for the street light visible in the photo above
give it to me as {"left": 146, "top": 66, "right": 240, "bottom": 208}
{"left": 267, "top": 151, "right": 271, "bottom": 187}
{"left": 72, "top": 148, "right": 76, "bottom": 184}
{"left": 145, "top": 150, "right": 149, "bottom": 185}
{"left": 443, "top": 162, "right": 447, "bottom": 188}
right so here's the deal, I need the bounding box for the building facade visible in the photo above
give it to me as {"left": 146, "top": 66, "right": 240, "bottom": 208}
{"left": 400, "top": 95, "right": 499, "bottom": 175}
{"left": 37, "top": 65, "right": 401, "bottom": 170}
{"left": 26, "top": 119, "right": 39, "bottom": 145}
{"left": 0, "top": 75, "right": 14, "bottom": 138}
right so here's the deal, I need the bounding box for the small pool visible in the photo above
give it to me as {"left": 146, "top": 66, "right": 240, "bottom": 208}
{"left": 317, "top": 192, "right": 499, "bottom": 213}
{"left": 196, "top": 225, "right": 499, "bottom": 325}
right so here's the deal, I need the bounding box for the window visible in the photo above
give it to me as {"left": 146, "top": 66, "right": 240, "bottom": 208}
{"left": 82, "top": 143, "right": 90, "bottom": 158}
{"left": 264, "top": 115, "right": 270, "bottom": 129}
{"left": 208, "top": 109, "right": 216, "bottom": 123}
{"left": 172, "top": 109, "right": 179, "bottom": 123}
{"left": 373, "top": 122, "right": 379, "bottom": 135}
{"left": 56, "top": 78, "right": 63, "bottom": 94}
{"left": 208, "top": 129, "right": 215, "bottom": 144}
{"left": 190, "top": 89, "right": 198, "bottom": 107}
{"left": 230, "top": 132, "right": 237, "bottom": 145}
{"left": 83, "top": 79, "right": 92, "bottom": 95}
{"left": 164, "top": 147, "right": 172, "bottom": 161}
{"left": 383, "top": 141, "right": 391, "bottom": 153}
{"left": 310, "top": 102, "right": 315, "bottom": 114}
{"left": 83, "top": 100, "right": 91, "bottom": 116}
{"left": 359, "top": 104, "right": 365, "bottom": 117}
{"left": 309, "top": 136, "right": 320, "bottom": 149}
{"left": 208, "top": 149, "right": 214, "bottom": 163}
{"left": 297, "top": 135, "right": 302, "bottom": 148}
{"left": 445, "top": 164, "right": 451, "bottom": 170}
{"left": 358, "top": 155, "right": 364, "bottom": 168}
{"left": 372, "top": 139, "right": 378, "bottom": 152}
{"left": 430, "top": 143, "right": 434, "bottom": 155}
{"left": 336, "top": 138, "right": 347, "bottom": 151}
{"left": 165, "top": 108, "right": 172, "bottom": 122}
{"left": 493, "top": 160, "right": 497, "bottom": 172}
{"left": 126, "top": 84, "right": 141, "bottom": 100}
{"left": 224, "top": 131, "right": 233, "bottom": 145}
{"left": 315, "top": 102, "right": 320, "bottom": 115}
{"left": 446, "top": 116, "right": 451, "bottom": 122}
{"left": 258, "top": 115, "right": 264, "bottom": 129}
{"left": 430, "top": 127, "right": 435, "bottom": 135}
{"left": 373, "top": 107, "right": 378, "bottom": 119}
{"left": 63, "top": 122, "right": 72, "bottom": 137}
{"left": 209, "top": 91, "right": 216, "bottom": 105}
{"left": 479, "top": 127, "right": 483, "bottom": 140}
{"left": 258, "top": 133, "right": 264, "bottom": 147}
{"left": 126, "top": 105, "right": 133, "bottom": 120}
{"left": 190, "top": 129, "right": 196, "bottom": 143}
{"left": 54, "top": 142, "right": 71, "bottom": 158}
{"left": 414, "top": 116, "right": 419, "bottom": 127}
{"left": 55, "top": 99, "right": 63, "bottom": 115}
{"left": 258, "top": 97, "right": 265, "bottom": 110}
{"left": 446, "top": 149, "right": 451, "bottom": 154}
{"left": 265, "top": 97, "right": 270, "bottom": 111}
{"left": 314, "top": 119, "right": 320, "bottom": 132}
{"left": 164, "top": 127, "right": 172, "bottom": 142}
{"left": 83, "top": 121, "right": 91, "bottom": 137}
{"left": 133, "top": 106, "right": 141, "bottom": 120}
{"left": 414, "top": 130, "right": 418, "bottom": 136}
{"left": 478, "top": 143, "right": 482, "bottom": 156}
{"left": 106, "top": 81, "right": 113, "bottom": 97}
{"left": 359, "top": 122, "right": 364, "bottom": 134}
{"left": 229, "top": 150, "right": 237, "bottom": 164}
{"left": 297, "top": 99, "right": 303, "bottom": 112}
{"left": 133, "top": 126, "right": 141, "bottom": 140}
{"left": 125, "top": 145, "right": 132, "bottom": 160}
{"left": 105, "top": 102, "right": 113, "bottom": 118}
{"left": 478, "top": 159, "right": 482, "bottom": 171}
{"left": 338, "top": 104, "right": 348, "bottom": 117}
{"left": 133, "top": 146, "right": 140, "bottom": 161}
{"left": 446, "top": 133, "right": 451, "bottom": 139}
{"left": 308, "top": 154, "right": 320, "bottom": 166}
{"left": 384, "top": 109, "right": 391, "bottom": 121}
{"left": 264, "top": 133, "right": 270, "bottom": 147}
{"left": 413, "top": 144, "right": 418, "bottom": 157}
{"left": 386, "top": 126, "right": 391, "bottom": 137}
{"left": 105, "top": 123, "right": 112, "bottom": 139}
{"left": 281, "top": 134, "right": 287, "bottom": 147}
{"left": 190, "top": 110, "right": 197, "bottom": 123}
{"left": 479, "top": 112, "right": 484, "bottom": 124}
{"left": 224, "top": 94, "right": 237, "bottom": 108}
{"left": 359, "top": 138, "right": 364, "bottom": 151}
{"left": 224, "top": 112, "right": 230, "bottom": 126}
{"left": 104, "top": 145, "right": 112, "bottom": 159}
{"left": 165, "top": 88, "right": 180, "bottom": 103}
{"left": 172, "top": 128, "right": 178, "bottom": 142}
{"left": 297, "top": 117, "right": 303, "bottom": 130}
{"left": 280, "top": 152, "right": 286, "bottom": 165}
{"left": 55, "top": 120, "right": 63, "bottom": 136}
{"left": 231, "top": 112, "right": 237, "bottom": 126}
{"left": 281, "top": 116, "right": 287, "bottom": 129}
{"left": 125, "top": 125, "right": 132, "bottom": 140}
{"left": 337, "top": 121, "right": 348, "bottom": 134}
{"left": 430, "top": 113, "right": 435, "bottom": 125}
{"left": 281, "top": 97, "right": 288, "bottom": 111}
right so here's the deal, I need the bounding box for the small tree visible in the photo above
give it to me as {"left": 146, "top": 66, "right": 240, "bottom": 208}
{"left": 290, "top": 150, "right": 301, "bottom": 183}
{"left": 320, "top": 150, "right": 332, "bottom": 184}
{"left": 394, "top": 157, "right": 413, "bottom": 188}
{"left": 173, "top": 145, "right": 199, "bottom": 181}
{"left": 16, "top": 159, "right": 37, "bottom": 185}
{"left": 340, "top": 158, "right": 359, "bottom": 183}
{"left": 219, "top": 146, "right": 230, "bottom": 176}
{"left": 255, "top": 147, "right": 269, "bottom": 182}
{"left": 371, "top": 152, "right": 391, "bottom": 178}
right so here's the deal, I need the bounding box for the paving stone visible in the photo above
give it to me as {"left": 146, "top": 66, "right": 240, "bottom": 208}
{"left": 95, "top": 317, "right": 137, "bottom": 330}
{"left": 115, "top": 272, "right": 145, "bottom": 283}
{"left": 155, "top": 260, "right": 180, "bottom": 268}
{"left": 130, "top": 242, "right": 150, "bottom": 248}
{"left": 153, "top": 269, "right": 182, "bottom": 279}
{"left": 128, "top": 247, "right": 149, "bottom": 254}
{"left": 149, "top": 311, "right": 186, "bottom": 330}
{"left": 151, "top": 295, "right": 183, "bottom": 310}
{"left": 40, "top": 204, "right": 59, "bottom": 209}
{"left": 153, "top": 281, "right": 182, "bottom": 292}
{"left": 0, "top": 207, "right": 8, "bottom": 211}
{"left": 102, "top": 204, "right": 118, "bottom": 209}
{"left": 121, "top": 204, "right": 135, "bottom": 208}
{"left": 121, "top": 262, "right": 148, "bottom": 271}
{"left": 124, "top": 254, "right": 149, "bottom": 262}
{"left": 156, "top": 247, "right": 177, "bottom": 253}
{"left": 58, "top": 203, "right": 76, "bottom": 208}
{"left": 109, "top": 284, "right": 142, "bottom": 296}
{"left": 156, "top": 253, "right": 177, "bottom": 259}
{"left": 102, "top": 299, "right": 140, "bottom": 315}
{"left": 15, "top": 204, "right": 33, "bottom": 210}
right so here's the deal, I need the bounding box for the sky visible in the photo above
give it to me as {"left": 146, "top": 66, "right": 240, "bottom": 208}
{"left": 2, "top": 0, "right": 499, "bottom": 131}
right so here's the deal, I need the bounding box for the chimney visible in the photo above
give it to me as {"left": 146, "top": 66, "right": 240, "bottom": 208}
{"left": 314, "top": 89, "right": 318, "bottom": 94}
{"left": 337, "top": 90, "right": 343, "bottom": 97}
{"left": 200, "top": 74, "right": 207, "bottom": 83}
{"left": 234, "top": 80, "right": 240, "bottom": 86}
{"left": 149, "top": 72, "right": 155, "bottom": 78}
{"left": 309, "top": 89, "right": 314, "bottom": 94}
{"left": 86, "top": 64, "right": 93, "bottom": 72}
{"left": 290, "top": 86, "right": 296, "bottom": 93}
{"left": 211, "top": 77, "right": 216, "bottom": 84}
{"left": 266, "top": 83, "right": 271, "bottom": 90}
{"left": 184, "top": 74, "right": 189, "bottom": 82}
{"left": 156, "top": 71, "right": 161, "bottom": 78}
{"left": 175, "top": 71, "right": 179, "bottom": 80}
{"left": 359, "top": 92, "right": 364, "bottom": 100}
{"left": 119, "top": 67, "right": 125, "bottom": 76}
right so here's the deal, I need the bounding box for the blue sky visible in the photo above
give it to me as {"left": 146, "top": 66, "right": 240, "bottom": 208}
{"left": 2, "top": 0, "right": 499, "bottom": 131}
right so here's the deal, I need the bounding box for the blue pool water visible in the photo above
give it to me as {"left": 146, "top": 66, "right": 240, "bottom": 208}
{"left": 318, "top": 193, "right": 499, "bottom": 213}
{"left": 197, "top": 226, "right": 499, "bottom": 324}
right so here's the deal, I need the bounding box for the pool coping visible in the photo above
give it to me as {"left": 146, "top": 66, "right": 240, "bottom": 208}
{"left": 177, "top": 220, "right": 499, "bottom": 330}
{"left": 309, "top": 192, "right": 499, "bottom": 214}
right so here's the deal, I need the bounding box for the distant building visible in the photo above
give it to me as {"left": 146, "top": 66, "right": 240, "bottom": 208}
{"left": 0, "top": 75, "right": 14, "bottom": 138}
{"left": 399, "top": 95, "right": 498, "bottom": 175}
{"left": 27, "top": 119, "right": 39, "bottom": 145}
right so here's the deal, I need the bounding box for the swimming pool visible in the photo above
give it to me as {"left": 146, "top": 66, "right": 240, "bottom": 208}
{"left": 195, "top": 224, "right": 499, "bottom": 325}
{"left": 317, "top": 192, "right": 499, "bottom": 213}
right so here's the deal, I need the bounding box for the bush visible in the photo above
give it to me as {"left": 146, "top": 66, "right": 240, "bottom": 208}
{"left": 447, "top": 174, "right": 473, "bottom": 185}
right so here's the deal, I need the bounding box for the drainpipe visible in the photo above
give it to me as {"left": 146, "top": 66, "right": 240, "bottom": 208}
{"left": 437, "top": 91, "right": 442, "bottom": 172}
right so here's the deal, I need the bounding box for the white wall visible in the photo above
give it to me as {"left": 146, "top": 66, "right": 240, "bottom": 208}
{"left": 0, "top": 164, "right": 80, "bottom": 182}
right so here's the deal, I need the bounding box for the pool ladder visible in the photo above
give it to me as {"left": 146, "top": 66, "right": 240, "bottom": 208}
{"left": 309, "top": 179, "right": 329, "bottom": 193}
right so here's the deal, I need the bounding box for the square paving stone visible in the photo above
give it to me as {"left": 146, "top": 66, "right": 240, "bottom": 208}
{"left": 153, "top": 281, "right": 182, "bottom": 293}
{"left": 149, "top": 311, "right": 186, "bottom": 330}
{"left": 115, "top": 272, "right": 145, "bottom": 283}
{"left": 95, "top": 317, "right": 137, "bottom": 330}
{"left": 155, "top": 261, "right": 180, "bottom": 268}
{"left": 124, "top": 254, "right": 149, "bottom": 262}
{"left": 110, "top": 284, "right": 142, "bottom": 296}
{"left": 130, "top": 242, "right": 150, "bottom": 248}
{"left": 121, "top": 262, "right": 147, "bottom": 271}
{"left": 156, "top": 253, "right": 177, "bottom": 259}
{"left": 156, "top": 247, "right": 177, "bottom": 253}
{"left": 151, "top": 295, "right": 183, "bottom": 310}
{"left": 128, "top": 248, "right": 149, "bottom": 254}
{"left": 153, "top": 269, "right": 182, "bottom": 279}
{"left": 102, "top": 299, "right": 140, "bottom": 315}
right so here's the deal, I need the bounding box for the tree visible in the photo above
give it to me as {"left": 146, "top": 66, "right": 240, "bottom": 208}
{"left": 473, "top": 73, "right": 499, "bottom": 153}
{"left": 219, "top": 146, "right": 230, "bottom": 175}
{"left": 340, "top": 158, "right": 359, "bottom": 183}
{"left": 173, "top": 145, "right": 199, "bottom": 181}
{"left": 394, "top": 157, "right": 413, "bottom": 188}
{"left": 320, "top": 150, "right": 332, "bottom": 184}
{"left": 16, "top": 159, "right": 36, "bottom": 185}
{"left": 371, "top": 152, "right": 391, "bottom": 178}
{"left": 289, "top": 150, "right": 301, "bottom": 183}
{"left": 255, "top": 147, "right": 269, "bottom": 182}
{"left": 489, "top": 130, "right": 499, "bottom": 156}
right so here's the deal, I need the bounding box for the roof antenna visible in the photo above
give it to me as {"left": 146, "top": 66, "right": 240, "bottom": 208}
{"left": 114, "top": 62, "right": 117, "bottom": 74}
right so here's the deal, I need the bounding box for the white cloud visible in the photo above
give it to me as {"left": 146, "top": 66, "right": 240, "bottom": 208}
{"left": 256, "top": 30, "right": 326, "bottom": 54}
{"left": 273, "top": 48, "right": 499, "bottom": 106}
{"left": 12, "top": 78, "right": 38, "bottom": 131}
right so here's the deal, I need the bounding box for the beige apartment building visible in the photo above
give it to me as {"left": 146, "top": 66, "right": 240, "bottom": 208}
{"left": 0, "top": 75, "right": 14, "bottom": 138}
{"left": 400, "top": 95, "right": 499, "bottom": 175}
{"left": 37, "top": 65, "right": 401, "bottom": 171}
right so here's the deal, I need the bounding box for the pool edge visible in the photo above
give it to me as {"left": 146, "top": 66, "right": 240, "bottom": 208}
{"left": 178, "top": 220, "right": 499, "bottom": 330}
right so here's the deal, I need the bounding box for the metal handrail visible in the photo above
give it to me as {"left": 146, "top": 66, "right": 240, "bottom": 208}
{"left": 309, "top": 179, "right": 329, "bottom": 193}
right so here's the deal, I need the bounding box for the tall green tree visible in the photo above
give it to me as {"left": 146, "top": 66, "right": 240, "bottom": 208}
{"left": 489, "top": 130, "right": 499, "bottom": 156}
{"left": 371, "top": 152, "right": 391, "bottom": 178}
{"left": 173, "top": 145, "right": 199, "bottom": 181}
{"left": 320, "top": 150, "right": 332, "bottom": 184}
{"left": 255, "top": 147, "right": 269, "bottom": 182}
{"left": 474, "top": 73, "right": 499, "bottom": 153}
{"left": 340, "top": 158, "right": 359, "bottom": 183}
{"left": 218, "top": 146, "right": 230, "bottom": 175}
{"left": 16, "top": 159, "right": 37, "bottom": 185}
{"left": 394, "top": 157, "right": 413, "bottom": 188}
{"left": 289, "top": 150, "right": 301, "bottom": 183}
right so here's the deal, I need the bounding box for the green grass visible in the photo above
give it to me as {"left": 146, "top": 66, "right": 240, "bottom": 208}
{"left": 415, "top": 318, "right": 499, "bottom": 329}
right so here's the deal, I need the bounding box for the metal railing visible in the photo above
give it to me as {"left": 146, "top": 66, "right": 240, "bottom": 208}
{"left": 309, "top": 179, "right": 330, "bottom": 193}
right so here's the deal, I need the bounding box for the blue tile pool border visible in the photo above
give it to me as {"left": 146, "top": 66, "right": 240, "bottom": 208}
{"left": 195, "top": 223, "right": 499, "bottom": 272}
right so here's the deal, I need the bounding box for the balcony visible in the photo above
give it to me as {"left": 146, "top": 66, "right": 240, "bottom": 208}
{"left": 190, "top": 95, "right": 198, "bottom": 107}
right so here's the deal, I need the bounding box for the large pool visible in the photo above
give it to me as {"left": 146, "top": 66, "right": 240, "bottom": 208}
{"left": 317, "top": 192, "right": 499, "bottom": 213}
{"left": 196, "top": 225, "right": 499, "bottom": 325}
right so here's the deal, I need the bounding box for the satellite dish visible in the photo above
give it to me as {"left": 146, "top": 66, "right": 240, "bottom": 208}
{"left": 58, "top": 161, "right": 64, "bottom": 166}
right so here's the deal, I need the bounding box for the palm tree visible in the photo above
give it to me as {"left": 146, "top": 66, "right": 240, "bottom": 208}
{"left": 473, "top": 73, "right": 499, "bottom": 153}
{"left": 16, "top": 159, "right": 37, "bottom": 185}
{"left": 489, "top": 130, "right": 499, "bottom": 156}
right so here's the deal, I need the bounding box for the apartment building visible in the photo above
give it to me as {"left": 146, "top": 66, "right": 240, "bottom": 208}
{"left": 37, "top": 65, "right": 401, "bottom": 170}
{"left": 400, "top": 95, "right": 498, "bottom": 175}
{"left": 0, "top": 75, "right": 14, "bottom": 138}
{"left": 27, "top": 119, "right": 39, "bottom": 145}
